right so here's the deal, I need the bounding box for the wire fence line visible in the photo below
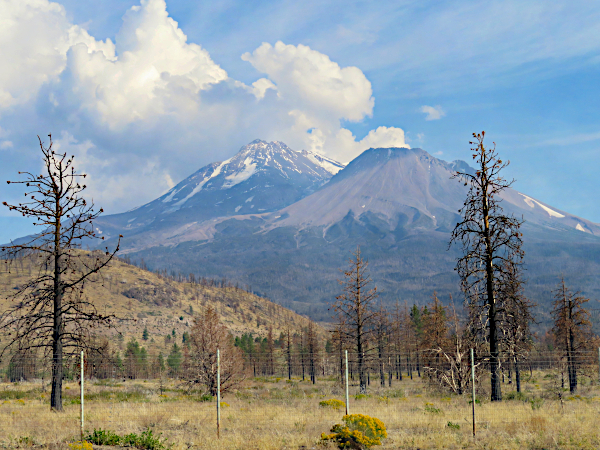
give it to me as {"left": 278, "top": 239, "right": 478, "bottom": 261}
{"left": 2, "top": 349, "right": 600, "bottom": 445}
{"left": 2, "top": 349, "right": 599, "bottom": 383}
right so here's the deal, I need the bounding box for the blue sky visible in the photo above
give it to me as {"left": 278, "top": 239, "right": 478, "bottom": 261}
{"left": 1, "top": 0, "right": 600, "bottom": 243}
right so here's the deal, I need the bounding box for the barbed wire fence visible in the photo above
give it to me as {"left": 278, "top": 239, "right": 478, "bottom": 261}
{"left": 0, "top": 348, "right": 600, "bottom": 439}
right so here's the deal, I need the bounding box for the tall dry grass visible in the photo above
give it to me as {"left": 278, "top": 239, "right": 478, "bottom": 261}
{"left": 1, "top": 373, "right": 600, "bottom": 449}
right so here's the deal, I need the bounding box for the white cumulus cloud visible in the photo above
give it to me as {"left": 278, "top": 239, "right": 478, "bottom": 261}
{"left": 242, "top": 41, "right": 374, "bottom": 122}
{"left": 0, "top": 0, "right": 116, "bottom": 109}
{"left": 241, "top": 41, "right": 406, "bottom": 162}
{"left": 64, "top": 0, "right": 228, "bottom": 127}
{"left": 420, "top": 105, "right": 445, "bottom": 121}
{"left": 0, "top": 0, "right": 409, "bottom": 215}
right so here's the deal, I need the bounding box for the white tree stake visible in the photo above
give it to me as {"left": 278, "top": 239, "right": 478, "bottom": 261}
{"left": 345, "top": 350, "right": 350, "bottom": 416}
{"left": 217, "top": 348, "right": 221, "bottom": 439}
{"left": 80, "top": 350, "right": 84, "bottom": 442}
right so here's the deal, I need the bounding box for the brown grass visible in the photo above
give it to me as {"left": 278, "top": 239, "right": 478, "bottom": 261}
{"left": 1, "top": 372, "right": 600, "bottom": 449}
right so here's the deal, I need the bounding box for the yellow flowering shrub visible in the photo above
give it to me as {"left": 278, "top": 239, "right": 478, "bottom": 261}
{"left": 68, "top": 441, "right": 93, "bottom": 450}
{"left": 321, "top": 414, "right": 387, "bottom": 449}
{"left": 319, "top": 398, "right": 346, "bottom": 410}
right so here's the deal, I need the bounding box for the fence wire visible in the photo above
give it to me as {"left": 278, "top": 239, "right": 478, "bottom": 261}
{"left": 1, "top": 350, "right": 600, "bottom": 448}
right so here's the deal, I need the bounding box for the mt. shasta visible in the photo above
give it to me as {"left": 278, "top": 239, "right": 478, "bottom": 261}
{"left": 95, "top": 141, "right": 600, "bottom": 322}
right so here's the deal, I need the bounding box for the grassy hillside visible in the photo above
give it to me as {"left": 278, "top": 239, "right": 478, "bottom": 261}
{"left": 0, "top": 252, "right": 320, "bottom": 358}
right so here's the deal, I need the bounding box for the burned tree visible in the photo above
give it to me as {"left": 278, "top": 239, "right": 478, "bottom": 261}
{"left": 306, "top": 320, "right": 319, "bottom": 384}
{"left": 450, "top": 131, "right": 524, "bottom": 401}
{"left": 1, "top": 135, "right": 121, "bottom": 411}
{"left": 421, "top": 293, "right": 449, "bottom": 375}
{"left": 425, "top": 305, "right": 477, "bottom": 395}
{"left": 551, "top": 279, "right": 593, "bottom": 393}
{"left": 332, "top": 246, "right": 378, "bottom": 393}
{"left": 373, "top": 303, "right": 390, "bottom": 387}
{"left": 184, "top": 306, "right": 245, "bottom": 396}
{"left": 497, "top": 262, "right": 534, "bottom": 392}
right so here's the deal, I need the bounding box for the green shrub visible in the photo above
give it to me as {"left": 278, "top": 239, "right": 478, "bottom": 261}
{"left": 354, "top": 394, "right": 370, "bottom": 400}
{"left": 0, "top": 390, "right": 28, "bottom": 400}
{"left": 424, "top": 402, "right": 442, "bottom": 414}
{"left": 124, "top": 429, "right": 170, "bottom": 450}
{"left": 319, "top": 398, "right": 345, "bottom": 409}
{"left": 322, "top": 414, "right": 387, "bottom": 449}
{"left": 86, "top": 429, "right": 121, "bottom": 446}
{"left": 197, "top": 394, "right": 213, "bottom": 402}
{"left": 530, "top": 397, "right": 545, "bottom": 410}
{"left": 86, "top": 428, "right": 170, "bottom": 449}
{"left": 446, "top": 421, "right": 460, "bottom": 430}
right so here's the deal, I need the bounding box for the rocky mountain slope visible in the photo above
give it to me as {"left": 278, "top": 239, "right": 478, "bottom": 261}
{"left": 115, "top": 146, "right": 600, "bottom": 325}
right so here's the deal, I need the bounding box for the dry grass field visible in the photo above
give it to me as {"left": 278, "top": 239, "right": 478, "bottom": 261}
{"left": 1, "top": 371, "right": 600, "bottom": 450}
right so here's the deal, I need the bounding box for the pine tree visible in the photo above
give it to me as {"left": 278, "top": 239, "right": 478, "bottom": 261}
{"left": 497, "top": 263, "right": 534, "bottom": 392}
{"left": 410, "top": 304, "right": 424, "bottom": 377}
{"left": 142, "top": 327, "right": 149, "bottom": 341}
{"left": 167, "top": 343, "right": 183, "bottom": 376}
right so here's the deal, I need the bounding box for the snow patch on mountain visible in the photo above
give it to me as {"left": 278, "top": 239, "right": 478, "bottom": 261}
{"left": 576, "top": 223, "right": 585, "bottom": 232}
{"left": 302, "top": 150, "right": 344, "bottom": 175}
{"left": 223, "top": 158, "right": 257, "bottom": 189}
{"left": 173, "top": 158, "right": 232, "bottom": 208}
{"left": 520, "top": 194, "right": 565, "bottom": 218}
{"left": 162, "top": 185, "right": 185, "bottom": 203}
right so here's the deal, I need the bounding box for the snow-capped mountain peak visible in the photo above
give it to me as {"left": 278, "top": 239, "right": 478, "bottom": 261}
{"left": 97, "top": 139, "right": 345, "bottom": 237}
{"left": 159, "top": 140, "right": 345, "bottom": 206}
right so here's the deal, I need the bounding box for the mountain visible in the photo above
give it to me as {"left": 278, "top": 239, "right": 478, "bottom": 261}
{"left": 115, "top": 146, "right": 600, "bottom": 326}
{"left": 268, "top": 146, "right": 600, "bottom": 236}
{"left": 95, "top": 139, "right": 344, "bottom": 251}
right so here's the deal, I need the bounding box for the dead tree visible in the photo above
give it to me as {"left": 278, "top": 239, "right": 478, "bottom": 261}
{"left": 391, "top": 301, "right": 403, "bottom": 381}
{"left": 373, "top": 303, "right": 390, "bottom": 387}
{"left": 1, "top": 135, "right": 121, "bottom": 411}
{"left": 184, "top": 306, "right": 245, "bottom": 396}
{"left": 426, "top": 304, "right": 477, "bottom": 395}
{"left": 285, "top": 326, "right": 293, "bottom": 380}
{"left": 331, "top": 320, "right": 348, "bottom": 383}
{"left": 306, "top": 321, "right": 319, "bottom": 384}
{"left": 450, "top": 131, "right": 524, "bottom": 401}
{"left": 332, "top": 246, "right": 378, "bottom": 393}
{"left": 421, "top": 293, "right": 449, "bottom": 374}
{"left": 497, "top": 262, "right": 534, "bottom": 392}
{"left": 551, "top": 279, "right": 593, "bottom": 393}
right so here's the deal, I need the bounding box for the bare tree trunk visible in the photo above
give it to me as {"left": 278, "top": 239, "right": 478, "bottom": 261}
{"left": 486, "top": 233, "right": 501, "bottom": 401}
{"left": 51, "top": 219, "right": 63, "bottom": 411}
{"left": 50, "top": 311, "right": 64, "bottom": 410}
{"left": 286, "top": 330, "right": 292, "bottom": 380}
{"left": 568, "top": 329, "right": 577, "bottom": 393}
{"left": 515, "top": 358, "right": 521, "bottom": 393}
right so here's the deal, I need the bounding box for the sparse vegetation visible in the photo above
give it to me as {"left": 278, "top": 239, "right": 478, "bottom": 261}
{"left": 0, "top": 368, "right": 598, "bottom": 449}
